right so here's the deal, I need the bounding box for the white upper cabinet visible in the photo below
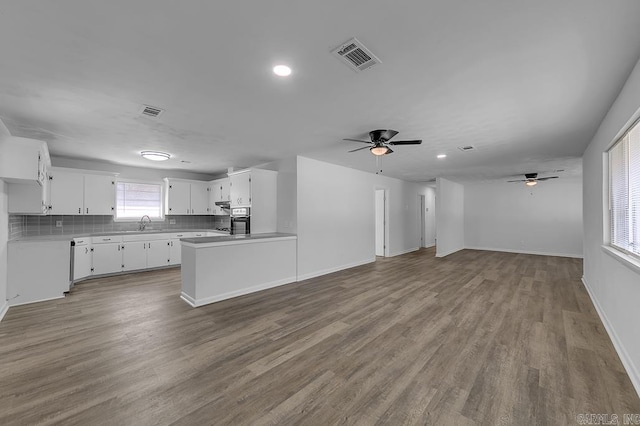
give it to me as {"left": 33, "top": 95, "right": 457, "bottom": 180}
{"left": 229, "top": 170, "right": 251, "bottom": 208}
{"left": 190, "top": 181, "right": 209, "bottom": 215}
{"left": 48, "top": 168, "right": 116, "bottom": 215}
{"left": 228, "top": 168, "right": 278, "bottom": 233}
{"left": 208, "top": 177, "right": 230, "bottom": 215}
{"left": 0, "top": 135, "right": 50, "bottom": 184}
{"left": 164, "top": 178, "right": 211, "bottom": 215}
{"left": 49, "top": 169, "right": 85, "bottom": 215}
{"left": 83, "top": 174, "right": 116, "bottom": 215}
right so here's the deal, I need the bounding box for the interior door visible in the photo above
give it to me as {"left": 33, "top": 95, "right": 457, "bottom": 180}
{"left": 375, "top": 189, "right": 385, "bottom": 256}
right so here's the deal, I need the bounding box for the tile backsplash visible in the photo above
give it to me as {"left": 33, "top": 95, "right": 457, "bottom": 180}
{"left": 8, "top": 214, "right": 231, "bottom": 239}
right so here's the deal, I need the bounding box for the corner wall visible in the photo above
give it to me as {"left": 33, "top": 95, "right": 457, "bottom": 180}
{"left": 464, "top": 178, "right": 583, "bottom": 257}
{"left": 436, "top": 177, "right": 464, "bottom": 257}
{"left": 0, "top": 180, "right": 9, "bottom": 320}
{"left": 296, "top": 156, "right": 428, "bottom": 280}
{"left": 583, "top": 57, "right": 640, "bottom": 395}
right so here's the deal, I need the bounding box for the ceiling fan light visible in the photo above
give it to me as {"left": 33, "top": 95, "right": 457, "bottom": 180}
{"left": 141, "top": 151, "right": 171, "bottom": 161}
{"left": 370, "top": 145, "right": 390, "bottom": 156}
{"left": 525, "top": 180, "right": 537, "bottom": 186}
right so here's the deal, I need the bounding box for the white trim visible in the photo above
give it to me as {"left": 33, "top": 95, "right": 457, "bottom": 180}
{"left": 8, "top": 295, "right": 65, "bottom": 307}
{"left": 423, "top": 243, "right": 435, "bottom": 249}
{"left": 0, "top": 300, "right": 9, "bottom": 322}
{"left": 464, "top": 246, "right": 583, "bottom": 259}
{"left": 297, "top": 257, "right": 375, "bottom": 282}
{"left": 582, "top": 276, "right": 640, "bottom": 398}
{"left": 389, "top": 247, "right": 419, "bottom": 257}
{"left": 601, "top": 245, "right": 640, "bottom": 273}
{"left": 185, "top": 276, "right": 297, "bottom": 307}
{"left": 181, "top": 235, "right": 296, "bottom": 249}
{"left": 435, "top": 247, "right": 463, "bottom": 258}
{"left": 180, "top": 292, "right": 196, "bottom": 307}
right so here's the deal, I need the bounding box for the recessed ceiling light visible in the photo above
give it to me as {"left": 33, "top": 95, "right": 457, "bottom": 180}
{"left": 437, "top": 154, "right": 447, "bottom": 159}
{"left": 273, "top": 65, "right": 292, "bottom": 77}
{"left": 141, "top": 151, "right": 170, "bottom": 161}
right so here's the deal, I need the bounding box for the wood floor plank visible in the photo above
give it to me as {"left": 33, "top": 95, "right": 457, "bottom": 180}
{"left": 0, "top": 248, "right": 638, "bottom": 425}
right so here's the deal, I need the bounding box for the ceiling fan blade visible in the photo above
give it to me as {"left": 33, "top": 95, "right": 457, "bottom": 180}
{"left": 388, "top": 140, "right": 422, "bottom": 145}
{"left": 343, "top": 138, "right": 372, "bottom": 144}
{"left": 384, "top": 147, "right": 394, "bottom": 155}
{"left": 537, "top": 176, "right": 559, "bottom": 181}
{"left": 348, "top": 146, "right": 371, "bottom": 153}
{"left": 506, "top": 179, "right": 526, "bottom": 182}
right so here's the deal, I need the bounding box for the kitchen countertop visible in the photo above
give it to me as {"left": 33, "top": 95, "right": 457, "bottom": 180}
{"left": 10, "top": 229, "right": 229, "bottom": 243}
{"left": 181, "top": 232, "right": 297, "bottom": 247}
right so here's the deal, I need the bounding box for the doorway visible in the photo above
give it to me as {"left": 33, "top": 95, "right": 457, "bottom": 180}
{"left": 418, "top": 195, "right": 426, "bottom": 248}
{"left": 375, "top": 189, "right": 386, "bottom": 256}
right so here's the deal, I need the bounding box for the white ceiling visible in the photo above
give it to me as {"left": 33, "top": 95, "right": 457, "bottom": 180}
{"left": 1, "top": 1, "right": 640, "bottom": 182}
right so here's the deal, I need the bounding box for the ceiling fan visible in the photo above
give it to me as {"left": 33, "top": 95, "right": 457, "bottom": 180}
{"left": 344, "top": 129, "right": 422, "bottom": 156}
{"left": 507, "top": 172, "right": 559, "bottom": 186}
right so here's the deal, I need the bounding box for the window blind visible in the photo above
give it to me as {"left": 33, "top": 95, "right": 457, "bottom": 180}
{"left": 609, "top": 117, "right": 640, "bottom": 258}
{"left": 116, "top": 181, "right": 163, "bottom": 219}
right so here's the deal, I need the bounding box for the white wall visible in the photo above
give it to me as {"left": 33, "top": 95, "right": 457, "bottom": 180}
{"left": 260, "top": 157, "right": 297, "bottom": 234}
{"left": 583, "top": 57, "right": 640, "bottom": 395}
{"left": 436, "top": 177, "right": 464, "bottom": 257}
{"left": 0, "top": 180, "right": 9, "bottom": 321}
{"left": 296, "top": 156, "right": 428, "bottom": 280}
{"left": 464, "top": 178, "right": 583, "bottom": 257}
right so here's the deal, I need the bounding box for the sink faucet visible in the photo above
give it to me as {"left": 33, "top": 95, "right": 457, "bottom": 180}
{"left": 138, "top": 215, "right": 151, "bottom": 231}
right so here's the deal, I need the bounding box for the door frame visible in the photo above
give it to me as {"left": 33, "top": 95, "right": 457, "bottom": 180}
{"left": 374, "top": 187, "right": 389, "bottom": 257}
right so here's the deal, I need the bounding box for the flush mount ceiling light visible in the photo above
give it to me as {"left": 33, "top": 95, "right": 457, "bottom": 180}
{"left": 437, "top": 154, "right": 447, "bottom": 159}
{"left": 370, "top": 145, "right": 391, "bottom": 156}
{"left": 273, "top": 65, "right": 292, "bottom": 77}
{"left": 141, "top": 151, "right": 170, "bottom": 161}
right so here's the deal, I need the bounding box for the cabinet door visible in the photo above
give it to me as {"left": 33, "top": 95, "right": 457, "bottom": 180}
{"left": 49, "top": 170, "right": 84, "bottom": 215}
{"left": 122, "top": 241, "right": 147, "bottom": 272}
{"left": 230, "top": 172, "right": 251, "bottom": 207}
{"left": 92, "top": 243, "right": 123, "bottom": 275}
{"left": 209, "top": 180, "right": 221, "bottom": 215}
{"left": 169, "top": 239, "right": 181, "bottom": 265}
{"left": 220, "top": 178, "right": 230, "bottom": 202}
{"left": 167, "top": 181, "right": 191, "bottom": 215}
{"left": 73, "top": 244, "right": 93, "bottom": 281}
{"left": 147, "top": 240, "right": 170, "bottom": 268}
{"left": 84, "top": 174, "right": 115, "bottom": 215}
{"left": 190, "top": 182, "right": 209, "bottom": 215}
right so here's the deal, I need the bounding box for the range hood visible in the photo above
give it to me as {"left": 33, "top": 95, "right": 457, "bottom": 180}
{"left": 215, "top": 201, "right": 230, "bottom": 208}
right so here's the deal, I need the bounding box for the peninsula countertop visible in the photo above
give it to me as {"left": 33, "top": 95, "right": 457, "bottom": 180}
{"left": 180, "top": 232, "right": 297, "bottom": 247}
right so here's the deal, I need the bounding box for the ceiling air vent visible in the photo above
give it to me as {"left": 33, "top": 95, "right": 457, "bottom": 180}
{"left": 331, "top": 37, "right": 381, "bottom": 73}
{"left": 457, "top": 145, "right": 476, "bottom": 152}
{"left": 140, "top": 105, "right": 164, "bottom": 118}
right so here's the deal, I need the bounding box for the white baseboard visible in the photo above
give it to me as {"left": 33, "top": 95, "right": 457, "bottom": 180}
{"left": 582, "top": 276, "right": 640, "bottom": 398}
{"left": 435, "top": 247, "right": 464, "bottom": 258}
{"left": 185, "top": 275, "right": 298, "bottom": 308}
{"left": 465, "top": 246, "right": 583, "bottom": 259}
{"left": 0, "top": 300, "right": 9, "bottom": 322}
{"left": 297, "top": 258, "right": 375, "bottom": 282}
{"left": 389, "top": 247, "right": 419, "bottom": 257}
{"left": 422, "top": 243, "right": 435, "bottom": 249}
{"left": 9, "top": 295, "right": 65, "bottom": 307}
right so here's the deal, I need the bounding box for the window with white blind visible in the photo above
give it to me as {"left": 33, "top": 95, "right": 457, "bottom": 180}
{"left": 115, "top": 181, "right": 164, "bottom": 220}
{"left": 608, "top": 117, "right": 640, "bottom": 259}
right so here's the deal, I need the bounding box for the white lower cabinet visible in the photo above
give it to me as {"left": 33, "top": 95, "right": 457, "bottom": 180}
{"left": 169, "top": 240, "right": 181, "bottom": 265}
{"left": 91, "top": 238, "right": 123, "bottom": 276}
{"left": 147, "top": 239, "right": 170, "bottom": 268}
{"left": 73, "top": 238, "right": 93, "bottom": 281}
{"left": 122, "top": 236, "right": 170, "bottom": 272}
{"left": 122, "top": 241, "right": 147, "bottom": 272}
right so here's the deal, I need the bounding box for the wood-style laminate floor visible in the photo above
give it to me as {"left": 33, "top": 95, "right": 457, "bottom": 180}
{"left": 1, "top": 248, "right": 638, "bottom": 425}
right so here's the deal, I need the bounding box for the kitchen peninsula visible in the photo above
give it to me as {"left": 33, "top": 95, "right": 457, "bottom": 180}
{"left": 180, "top": 233, "right": 297, "bottom": 307}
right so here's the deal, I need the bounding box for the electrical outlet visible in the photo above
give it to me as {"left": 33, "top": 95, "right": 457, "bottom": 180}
{"left": 169, "top": 219, "right": 176, "bottom": 225}
{"left": 55, "top": 221, "right": 63, "bottom": 228}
